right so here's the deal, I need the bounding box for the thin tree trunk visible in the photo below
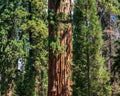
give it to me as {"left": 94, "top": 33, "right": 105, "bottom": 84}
{"left": 86, "top": 0, "right": 91, "bottom": 95}
{"left": 86, "top": 33, "right": 91, "bottom": 96}
{"left": 86, "top": 47, "right": 91, "bottom": 96}
{"left": 5, "top": 80, "right": 13, "bottom": 96}
{"left": 28, "top": 1, "right": 37, "bottom": 95}
{"left": 0, "top": 74, "right": 1, "bottom": 96}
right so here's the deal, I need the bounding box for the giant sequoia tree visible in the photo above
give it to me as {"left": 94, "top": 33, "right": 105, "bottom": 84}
{"left": 48, "top": 0, "right": 73, "bottom": 96}
{"left": 73, "top": 0, "right": 111, "bottom": 96}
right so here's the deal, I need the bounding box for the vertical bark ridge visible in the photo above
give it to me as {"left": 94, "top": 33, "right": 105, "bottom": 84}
{"left": 48, "top": 0, "right": 72, "bottom": 96}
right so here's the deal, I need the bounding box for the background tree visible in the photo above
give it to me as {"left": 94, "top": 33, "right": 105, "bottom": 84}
{"left": 73, "top": 0, "right": 111, "bottom": 96}
{"left": 112, "top": 40, "right": 120, "bottom": 96}
{"left": 21, "top": 0, "right": 48, "bottom": 96}
{"left": 0, "top": 0, "right": 27, "bottom": 95}
{"left": 0, "top": 0, "right": 48, "bottom": 96}
{"left": 97, "top": 0, "right": 120, "bottom": 95}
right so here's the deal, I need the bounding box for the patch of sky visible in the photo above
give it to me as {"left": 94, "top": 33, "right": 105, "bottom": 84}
{"left": 17, "top": 30, "right": 22, "bottom": 33}
{"left": 18, "top": 57, "right": 25, "bottom": 71}
{"left": 111, "top": 15, "right": 117, "bottom": 21}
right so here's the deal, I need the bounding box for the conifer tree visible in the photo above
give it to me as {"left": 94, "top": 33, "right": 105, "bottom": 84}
{"left": 73, "top": 0, "right": 111, "bottom": 96}
{"left": 0, "top": 0, "right": 48, "bottom": 96}
{"left": 48, "top": 0, "right": 73, "bottom": 96}
{"left": 0, "top": 0, "right": 24, "bottom": 95}
{"left": 97, "top": 0, "right": 120, "bottom": 95}
{"left": 111, "top": 40, "right": 120, "bottom": 95}
{"left": 21, "top": 0, "right": 48, "bottom": 96}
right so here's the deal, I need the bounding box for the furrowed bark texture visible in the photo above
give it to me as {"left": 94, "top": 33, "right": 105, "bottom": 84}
{"left": 48, "top": 0, "right": 73, "bottom": 96}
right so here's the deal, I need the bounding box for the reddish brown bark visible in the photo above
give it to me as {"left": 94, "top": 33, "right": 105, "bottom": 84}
{"left": 48, "top": 0, "right": 73, "bottom": 96}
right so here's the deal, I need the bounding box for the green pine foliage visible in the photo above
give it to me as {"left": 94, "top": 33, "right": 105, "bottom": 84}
{"left": 0, "top": 0, "right": 119, "bottom": 96}
{"left": 0, "top": 0, "right": 48, "bottom": 96}
{"left": 73, "top": 0, "right": 111, "bottom": 96}
{"left": 0, "top": 0, "right": 26, "bottom": 95}
{"left": 21, "top": 0, "right": 48, "bottom": 96}
{"left": 101, "top": 0, "right": 120, "bottom": 14}
{"left": 13, "top": 1, "right": 29, "bottom": 96}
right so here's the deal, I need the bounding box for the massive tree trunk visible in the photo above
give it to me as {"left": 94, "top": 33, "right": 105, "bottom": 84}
{"left": 48, "top": 0, "right": 73, "bottom": 96}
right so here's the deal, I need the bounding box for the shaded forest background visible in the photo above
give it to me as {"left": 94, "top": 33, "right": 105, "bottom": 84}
{"left": 0, "top": 0, "right": 120, "bottom": 96}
